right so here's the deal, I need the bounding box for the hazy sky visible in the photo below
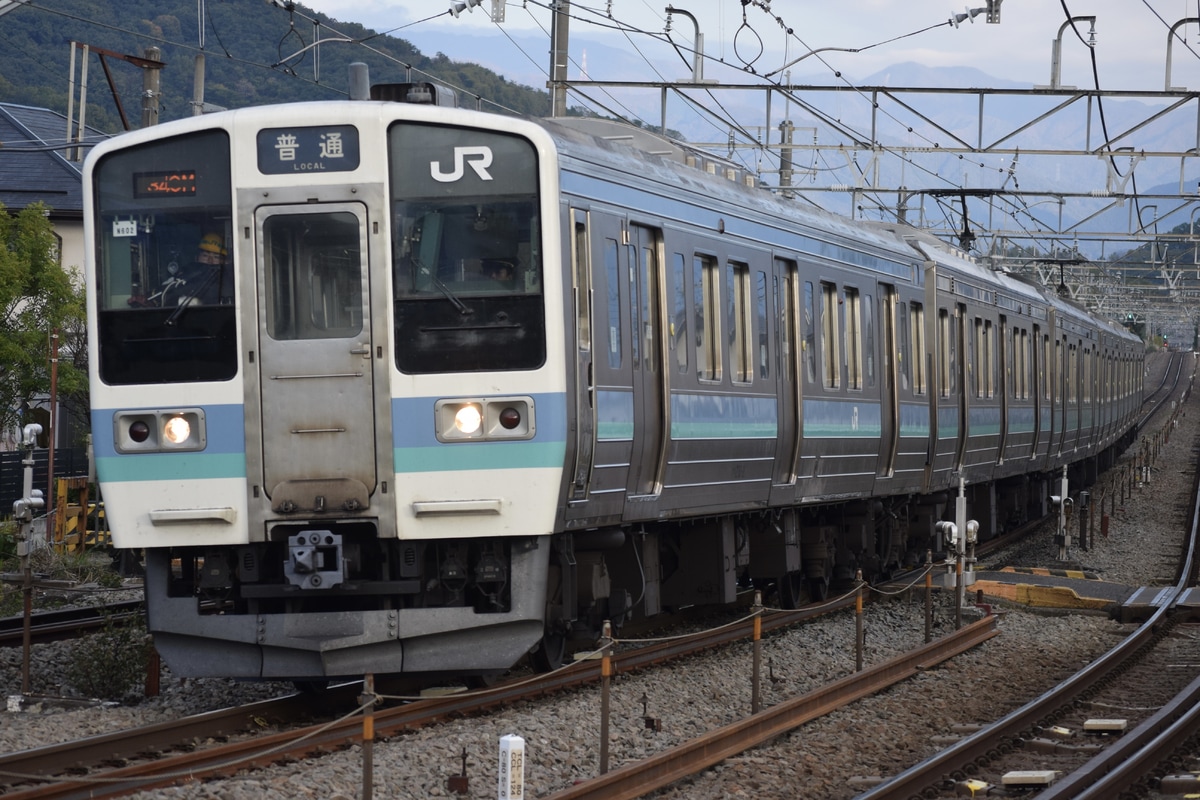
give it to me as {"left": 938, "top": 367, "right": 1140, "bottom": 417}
{"left": 294, "top": 0, "right": 1200, "bottom": 90}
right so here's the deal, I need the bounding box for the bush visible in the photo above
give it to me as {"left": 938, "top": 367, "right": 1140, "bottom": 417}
{"left": 0, "top": 519, "right": 15, "bottom": 564}
{"left": 65, "top": 609, "right": 151, "bottom": 700}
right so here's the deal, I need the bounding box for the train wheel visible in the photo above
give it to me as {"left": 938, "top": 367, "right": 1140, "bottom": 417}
{"left": 808, "top": 576, "right": 829, "bottom": 602}
{"left": 777, "top": 571, "right": 805, "bottom": 609}
{"left": 530, "top": 632, "right": 567, "bottom": 672}
{"left": 466, "top": 673, "right": 501, "bottom": 689}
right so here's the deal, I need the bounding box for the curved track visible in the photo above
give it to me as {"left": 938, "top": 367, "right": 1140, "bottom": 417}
{"left": 854, "top": 367, "right": 1200, "bottom": 800}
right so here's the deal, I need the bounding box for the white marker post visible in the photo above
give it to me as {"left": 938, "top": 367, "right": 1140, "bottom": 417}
{"left": 498, "top": 734, "right": 525, "bottom": 800}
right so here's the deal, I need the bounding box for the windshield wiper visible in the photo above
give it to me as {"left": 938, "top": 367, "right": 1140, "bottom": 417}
{"left": 414, "top": 256, "right": 472, "bottom": 316}
{"left": 164, "top": 267, "right": 222, "bottom": 326}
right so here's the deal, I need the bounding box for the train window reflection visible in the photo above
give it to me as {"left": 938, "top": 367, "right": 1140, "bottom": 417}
{"left": 264, "top": 211, "right": 362, "bottom": 341}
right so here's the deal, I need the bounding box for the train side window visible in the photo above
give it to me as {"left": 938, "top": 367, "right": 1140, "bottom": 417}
{"left": 693, "top": 256, "right": 707, "bottom": 378}
{"left": 777, "top": 266, "right": 796, "bottom": 382}
{"left": 803, "top": 281, "right": 817, "bottom": 384}
{"left": 845, "top": 286, "right": 862, "bottom": 391}
{"left": 1083, "top": 346, "right": 1091, "bottom": 404}
{"left": 635, "top": 237, "right": 660, "bottom": 372}
{"left": 984, "top": 319, "right": 995, "bottom": 399}
{"left": 695, "top": 254, "right": 720, "bottom": 381}
{"left": 821, "top": 282, "right": 841, "bottom": 390}
{"left": 756, "top": 271, "right": 769, "bottom": 380}
{"left": 1010, "top": 328, "right": 1019, "bottom": 399}
{"left": 1042, "top": 333, "right": 1051, "bottom": 401}
{"left": 573, "top": 217, "right": 591, "bottom": 353}
{"left": 1069, "top": 343, "right": 1078, "bottom": 404}
{"left": 604, "top": 238, "right": 621, "bottom": 369}
{"left": 897, "top": 300, "right": 910, "bottom": 391}
{"left": 1055, "top": 337, "right": 1064, "bottom": 405}
{"left": 729, "top": 262, "right": 751, "bottom": 383}
{"left": 864, "top": 293, "right": 875, "bottom": 388}
{"left": 910, "top": 302, "right": 926, "bottom": 396}
{"left": 672, "top": 253, "right": 687, "bottom": 373}
{"left": 988, "top": 316, "right": 998, "bottom": 398}
{"left": 951, "top": 306, "right": 961, "bottom": 396}
{"left": 938, "top": 308, "right": 951, "bottom": 398}
{"left": 1016, "top": 328, "right": 1028, "bottom": 399}
{"left": 972, "top": 318, "right": 983, "bottom": 399}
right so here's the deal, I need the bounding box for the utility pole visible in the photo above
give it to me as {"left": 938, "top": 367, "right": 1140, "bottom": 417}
{"left": 142, "top": 46, "right": 161, "bottom": 127}
{"left": 549, "top": 0, "right": 570, "bottom": 117}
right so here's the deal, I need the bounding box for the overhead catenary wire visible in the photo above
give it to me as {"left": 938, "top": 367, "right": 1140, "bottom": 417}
{"left": 9, "top": 0, "right": 1133, "bottom": 258}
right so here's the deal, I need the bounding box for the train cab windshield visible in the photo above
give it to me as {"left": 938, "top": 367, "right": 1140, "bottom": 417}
{"left": 389, "top": 123, "right": 545, "bottom": 373}
{"left": 91, "top": 130, "right": 236, "bottom": 385}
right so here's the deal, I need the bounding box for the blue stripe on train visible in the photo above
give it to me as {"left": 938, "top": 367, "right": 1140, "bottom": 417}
{"left": 91, "top": 404, "right": 247, "bottom": 483}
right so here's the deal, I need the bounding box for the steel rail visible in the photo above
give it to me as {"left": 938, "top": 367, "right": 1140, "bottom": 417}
{"left": 0, "top": 600, "right": 143, "bottom": 648}
{"left": 538, "top": 617, "right": 998, "bottom": 800}
{"left": 0, "top": 688, "right": 357, "bottom": 784}
{"left": 0, "top": 597, "right": 857, "bottom": 799}
{"left": 855, "top": 377, "right": 1200, "bottom": 800}
{"left": 1033, "top": 377, "right": 1200, "bottom": 800}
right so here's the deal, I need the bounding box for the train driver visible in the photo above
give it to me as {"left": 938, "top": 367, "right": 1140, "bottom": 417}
{"left": 481, "top": 258, "right": 516, "bottom": 288}
{"left": 169, "top": 231, "right": 232, "bottom": 306}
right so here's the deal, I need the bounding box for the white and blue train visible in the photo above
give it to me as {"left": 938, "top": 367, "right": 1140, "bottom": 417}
{"left": 84, "top": 80, "right": 1143, "bottom": 681}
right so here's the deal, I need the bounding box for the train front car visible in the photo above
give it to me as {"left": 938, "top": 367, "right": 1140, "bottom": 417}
{"left": 84, "top": 101, "right": 567, "bottom": 680}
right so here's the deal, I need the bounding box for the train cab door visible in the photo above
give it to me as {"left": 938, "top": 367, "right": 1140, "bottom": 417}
{"left": 626, "top": 223, "right": 667, "bottom": 498}
{"left": 253, "top": 204, "right": 378, "bottom": 513}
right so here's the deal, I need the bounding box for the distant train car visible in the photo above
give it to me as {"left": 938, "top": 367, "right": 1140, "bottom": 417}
{"left": 84, "top": 82, "right": 1142, "bottom": 681}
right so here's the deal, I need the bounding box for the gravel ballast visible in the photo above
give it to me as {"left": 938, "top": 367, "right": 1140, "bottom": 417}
{"left": 2, "top": 353, "right": 1192, "bottom": 800}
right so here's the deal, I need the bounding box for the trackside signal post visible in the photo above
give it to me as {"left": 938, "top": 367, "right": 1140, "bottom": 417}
{"left": 13, "top": 423, "right": 45, "bottom": 696}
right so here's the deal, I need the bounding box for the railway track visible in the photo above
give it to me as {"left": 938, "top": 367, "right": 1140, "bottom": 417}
{"left": 2, "top": 352, "right": 1186, "bottom": 799}
{"left": 0, "top": 599, "right": 143, "bottom": 648}
{"left": 851, "top": 378, "right": 1200, "bottom": 799}
{"left": 0, "top": 593, "right": 997, "bottom": 800}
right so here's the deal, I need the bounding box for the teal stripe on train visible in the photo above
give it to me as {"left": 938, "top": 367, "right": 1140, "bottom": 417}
{"left": 900, "top": 402, "right": 930, "bottom": 438}
{"left": 968, "top": 405, "right": 1002, "bottom": 436}
{"left": 94, "top": 452, "right": 247, "bottom": 483}
{"left": 1008, "top": 406, "right": 1036, "bottom": 434}
{"left": 392, "top": 393, "right": 568, "bottom": 473}
{"left": 91, "top": 404, "right": 247, "bottom": 483}
{"left": 597, "top": 389, "right": 634, "bottom": 441}
{"left": 938, "top": 406, "right": 960, "bottom": 439}
{"left": 671, "top": 393, "right": 778, "bottom": 439}
{"left": 803, "top": 398, "right": 881, "bottom": 438}
{"left": 394, "top": 441, "right": 567, "bottom": 473}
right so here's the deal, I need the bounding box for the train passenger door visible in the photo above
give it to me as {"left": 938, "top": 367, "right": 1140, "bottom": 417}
{"left": 567, "top": 209, "right": 596, "bottom": 503}
{"left": 953, "top": 303, "right": 968, "bottom": 471}
{"left": 997, "top": 315, "right": 1009, "bottom": 463}
{"left": 577, "top": 215, "right": 633, "bottom": 522}
{"left": 254, "top": 204, "right": 377, "bottom": 512}
{"left": 772, "top": 260, "right": 801, "bottom": 487}
{"left": 627, "top": 224, "right": 666, "bottom": 497}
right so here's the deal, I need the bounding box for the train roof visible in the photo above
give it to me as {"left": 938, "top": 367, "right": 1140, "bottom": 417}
{"left": 540, "top": 117, "right": 1140, "bottom": 347}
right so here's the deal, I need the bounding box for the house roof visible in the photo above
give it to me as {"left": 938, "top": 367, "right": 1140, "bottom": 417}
{"left": 0, "top": 103, "right": 107, "bottom": 218}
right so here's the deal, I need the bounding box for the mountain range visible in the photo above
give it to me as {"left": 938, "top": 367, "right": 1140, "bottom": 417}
{"left": 0, "top": 0, "right": 1194, "bottom": 255}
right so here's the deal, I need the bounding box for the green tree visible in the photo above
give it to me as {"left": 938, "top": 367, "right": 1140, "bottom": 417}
{"left": 0, "top": 202, "right": 88, "bottom": 438}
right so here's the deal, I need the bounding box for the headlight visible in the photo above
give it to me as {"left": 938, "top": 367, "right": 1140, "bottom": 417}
{"left": 454, "top": 404, "right": 483, "bottom": 435}
{"left": 114, "top": 408, "right": 207, "bottom": 453}
{"left": 435, "top": 397, "right": 535, "bottom": 442}
{"left": 163, "top": 415, "right": 192, "bottom": 444}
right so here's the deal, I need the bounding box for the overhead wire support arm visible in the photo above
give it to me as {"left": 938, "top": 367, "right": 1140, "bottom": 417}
{"left": 664, "top": 5, "right": 715, "bottom": 84}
